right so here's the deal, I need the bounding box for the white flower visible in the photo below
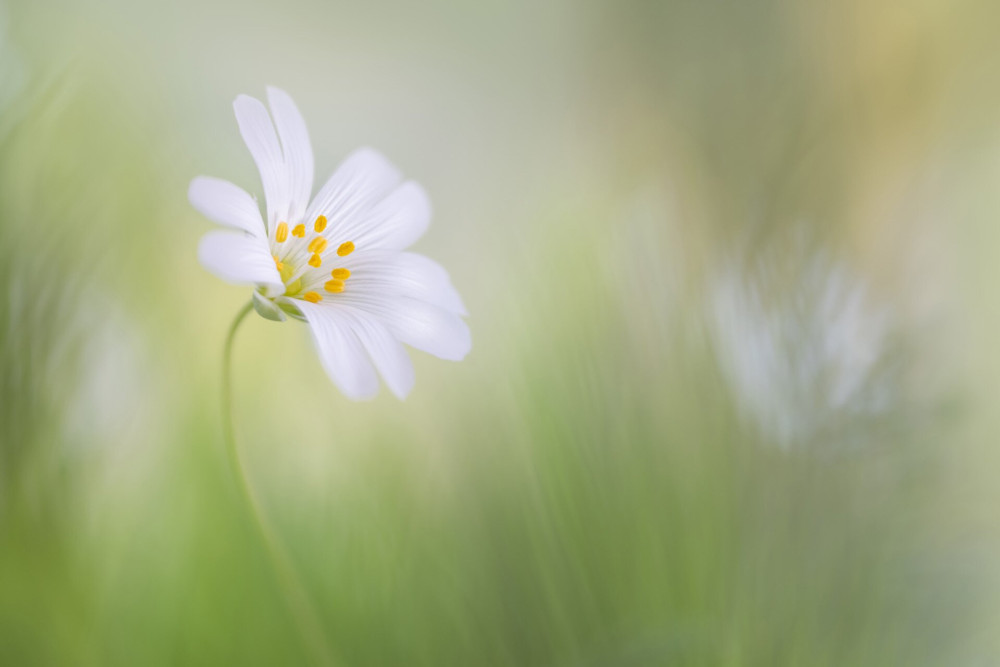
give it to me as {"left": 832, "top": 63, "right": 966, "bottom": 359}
{"left": 190, "top": 87, "right": 470, "bottom": 400}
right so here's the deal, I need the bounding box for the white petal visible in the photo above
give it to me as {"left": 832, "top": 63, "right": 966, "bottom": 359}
{"left": 339, "top": 306, "right": 415, "bottom": 399}
{"left": 234, "top": 94, "right": 289, "bottom": 227}
{"left": 266, "top": 87, "right": 313, "bottom": 222}
{"left": 291, "top": 299, "right": 380, "bottom": 400}
{"left": 350, "top": 181, "right": 431, "bottom": 251}
{"left": 198, "top": 230, "right": 284, "bottom": 296}
{"left": 305, "top": 148, "right": 402, "bottom": 235}
{"left": 188, "top": 176, "right": 266, "bottom": 237}
{"left": 335, "top": 294, "right": 471, "bottom": 361}
{"left": 341, "top": 251, "right": 467, "bottom": 315}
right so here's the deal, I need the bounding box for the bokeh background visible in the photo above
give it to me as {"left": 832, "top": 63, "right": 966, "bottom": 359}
{"left": 3, "top": 0, "right": 1000, "bottom": 664}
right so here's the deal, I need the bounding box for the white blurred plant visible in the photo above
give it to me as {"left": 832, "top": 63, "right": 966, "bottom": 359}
{"left": 62, "top": 295, "right": 153, "bottom": 453}
{"left": 710, "top": 240, "right": 895, "bottom": 449}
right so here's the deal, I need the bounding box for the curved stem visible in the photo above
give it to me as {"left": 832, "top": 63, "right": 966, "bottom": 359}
{"left": 221, "top": 301, "right": 253, "bottom": 484}
{"left": 221, "top": 302, "right": 335, "bottom": 666}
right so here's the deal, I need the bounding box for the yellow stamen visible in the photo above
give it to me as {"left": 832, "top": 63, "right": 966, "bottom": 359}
{"left": 308, "top": 237, "right": 328, "bottom": 254}
{"left": 308, "top": 253, "right": 322, "bottom": 267}
{"left": 302, "top": 291, "right": 321, "bottom": 303}
{"left": 314, "top": 215, "right": 327, "bottom": 233}
{"left": 331, "top": 268, "right": 351, "bottom": 280}
{"left": 292, "top": 223, "right": 306, "bottom": 238}
{"left": 279, "top": 262, "right": 294, "bottom": 283}
{"left": 336, "top": 241, "right": 355, "bottom": 257}
{"left": 275, "top": 222, "right": 288, "bottom": 243}
{"left": 324, "top": 279, "right": 345, "bottom": 293}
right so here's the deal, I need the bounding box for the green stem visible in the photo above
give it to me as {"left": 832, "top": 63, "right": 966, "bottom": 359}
{"left": 221, "top": 301, "right": 335, "bottom": 666}
{"left": 221, "top": 301, "right": 253, "bottom": 486}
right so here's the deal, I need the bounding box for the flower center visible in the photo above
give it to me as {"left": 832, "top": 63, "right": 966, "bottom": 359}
{"left": 271, "top": 215, "right": 355, "bottom": 303}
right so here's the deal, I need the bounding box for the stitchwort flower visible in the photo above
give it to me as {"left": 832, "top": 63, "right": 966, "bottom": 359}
{"left": 191, "top": 87, "right": 470, "bottom": 399}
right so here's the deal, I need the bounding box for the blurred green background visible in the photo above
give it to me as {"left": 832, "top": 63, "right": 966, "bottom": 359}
{"left": 3, "top": 0, "right": 1000, "bottom": 664}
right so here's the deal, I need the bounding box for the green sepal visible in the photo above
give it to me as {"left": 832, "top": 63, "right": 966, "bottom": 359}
{"left": 279, "top": 299, "right": 307, "bottom": 322}
{"left": 252, "top": 291, "right": 286, "bottom": 322}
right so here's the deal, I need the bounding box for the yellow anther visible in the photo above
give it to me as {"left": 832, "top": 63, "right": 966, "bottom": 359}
{"left": 308, "top": 253, "right": 322, "bottom": 267}
{"left": 325, "top": 279, "right": 345, "bottom": 293}
{"left": 278, "top": 262, "right": 294, "bottom": 283}
{"left": 314, "top": 215, "right": 328, "bottom": 232}
{"left": 292, "top": 223, "right": 306, "bottom": 238}
{"left": 275, "top": 260, "right": 285, "bottom": 272}
{"left": 275, "top": 222, "right": 289, "bottom": 243}
{"left": 308, "top": 237, "right": 328, "bottom": 254}
{"left": 336, "top": 241, "right": 355, "bottom": 257}
{"left": 331, "top": 268, "right": 351, "bottom": 280}
{"left": 302, "top": 291, "right": 321, "bottom": 303}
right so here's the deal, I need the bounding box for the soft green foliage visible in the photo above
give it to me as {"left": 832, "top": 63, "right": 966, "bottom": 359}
{"left": 2, "top": 0, "right": 1000, "bottom": 664}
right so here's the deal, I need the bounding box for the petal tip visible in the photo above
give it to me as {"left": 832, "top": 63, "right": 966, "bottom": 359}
{"left": 265, "top": 85, "right": 291, "bottom": 101}
{"left": 187, "top": 177, "right": 205, "bottom": 205}
{"left": 347, "top": 146, "right": 398, "bottom": 175}
{"left": 232, "top": 93, "right": 267, "bottom": 116}
{"left": 402, "top": 181, "right": 432, "bottom": 218}
{"left": 387, "top": 374, "right": 415, "bottom": 400}
{"left": 442, "top": 323, "right": 472, "bottom": 362}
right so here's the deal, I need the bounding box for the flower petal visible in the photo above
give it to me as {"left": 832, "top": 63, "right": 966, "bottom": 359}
{"left": 335, "top": 294, "right": 471, "bottom": 362}
{"left": 290, "top": 299, "right": 380, "bottom": 400}
{"left": 350, "top": 181, "right": 431, "bottom": 251}
{"left": 305, "top": 147, "right": 402, "bottom": 235}
{"left": 266, "top": 86, "right": 313, "bottom": 223}
{"left": 340, "top": 251, "right": 467, "bottom": 315}
{"left": 188, "top": 176, "right": 266, "bottom": 237}
{"left": 234, "top": 94, "right": 289, "bottom": 228}
{"left": 198, "top": 230, "right": 284, "bottom": 296}
{"left": 339, "top": 306, "right": 415, "bottom": 399}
